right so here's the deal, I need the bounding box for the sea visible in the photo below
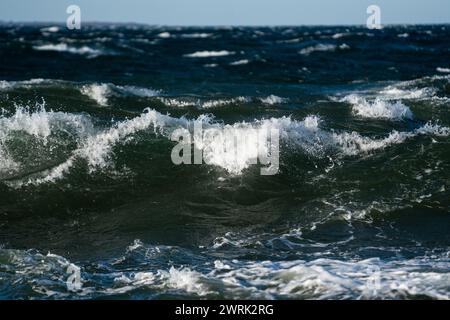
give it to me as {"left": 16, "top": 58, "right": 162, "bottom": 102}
{"left": 0, "top": 23, "right": 449, "bottom": 299}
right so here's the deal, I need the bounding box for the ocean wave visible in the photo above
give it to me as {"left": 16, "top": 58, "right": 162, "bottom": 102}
{"left": 341, "top": 94, "right": 414, "bottom": 120}
{"left": 80, "top": 83, "right": 161, "bottom": 106}
{"left": 0, "top": 78, "right": 61, "bottom": 90}
{"left": 229, "top": 59, "right": 249, "bottom": 66}
{"left": 387, "top": 74, "right": 450, "bottom": 98}
{"left": 33, "top": 43, "right": 105, "bottom": 58}
{"left": 260, "top": 95, "right": 288, "bottom": 105}
{"left": 40, "top": 26, "right": 60, "bottom": 33}
{"left": 201, "top": 96, "right": 250, "bottom": 108}
{"left": 437, "top": 67, "right": 450, "bottom": 73}
{"left": 331, "top": 33, "right": 350, "bottom": 39}
{"left": 80, "top": 84, "right": 110, "bottom": 106}
{"left": 299, "top": 43, "right": 350, "bottom": 55}
{"left": 115, "top": 85, "right": 161, "bottom": 97}
{"left": 379, "top": 87, "right": 433, "bottom": 100}
{"left": 0, "top": 79, "right": 160, "bottom": 103}
{"left": 331, "top": 74, "right": 446, "bottom": 121}
{"left": 3, "top": 106, "right": 448, "bottom": 186}
{"left": 180, "top": 33, "right": 212, "bottom": 38}
{"left": 183, "top": 50, "right": 234, "bottom": 58}
{"left": 158, "top": 96, "right": 250, "bottom": 109}
{"left": 0, "top": 105, "right": 95, "bottom": 178}
{"left": 157, "top": 97, "right": 198, "bottom": 108}
{"left": 157, "top": 32, "right": 171, "bottom": 38}
{"left": 279, "top": 37, "right": 302, "bottom": 43}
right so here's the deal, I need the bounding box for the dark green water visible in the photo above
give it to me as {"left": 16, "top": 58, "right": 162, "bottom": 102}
{"left": 0, "top": 24, "right": 449, "bottom": 299}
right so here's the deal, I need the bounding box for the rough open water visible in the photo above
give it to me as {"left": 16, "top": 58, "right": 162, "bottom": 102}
{"left": 0, "top": 23, "right": 449, "bottom": 299}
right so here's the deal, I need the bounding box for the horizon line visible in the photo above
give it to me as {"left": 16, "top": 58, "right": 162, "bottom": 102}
{"left": 1, "top": 20, "right": 449, "bottom": 28}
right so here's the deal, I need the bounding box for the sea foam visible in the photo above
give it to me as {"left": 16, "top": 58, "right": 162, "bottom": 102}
{"left": 260, "top": 95, "right": 288, "bottom": 105}
{"left": 4, "top": 244, "right": 448, "bottom": 299}
{"left": 81, "top": 84, "right": 110, "bottom": 106}
{"left": 342, "top": 94, "right": 414, "bottom": 120}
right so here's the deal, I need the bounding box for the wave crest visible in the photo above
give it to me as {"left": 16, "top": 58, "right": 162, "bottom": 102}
{"left": 342, "top": 95, "right": 414, "bottom": 120}
{"left": 2, "top": 107, "right": 448, "bottom": 186}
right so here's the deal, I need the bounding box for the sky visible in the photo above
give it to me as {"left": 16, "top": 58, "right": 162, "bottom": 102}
{"left": 0, "top": 0, "right": 449, "bottom": 26}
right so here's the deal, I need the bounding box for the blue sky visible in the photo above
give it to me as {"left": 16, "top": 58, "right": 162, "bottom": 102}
{"left": 1, "top": 0, "right": 449, "bottom": 25}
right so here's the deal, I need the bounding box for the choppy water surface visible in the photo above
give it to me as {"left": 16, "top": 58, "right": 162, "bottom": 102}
{"left": 0, "top": 23, "right": 449, "bottom": 299}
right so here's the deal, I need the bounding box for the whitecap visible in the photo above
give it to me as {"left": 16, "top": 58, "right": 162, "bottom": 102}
{"left": 341, "top": 95, "right": 414, "bottom": 120}
{"left": 157, "top": 267, "right": 210, "bottom": 296}
{"left": 339, "top": 43, "right": 351, "bottom": 50}
{"left": 229, "top": 59, "right": 249, "bottom": 66}
{"left": 0, "top": 80, "right": 13, "bottom": 90}
{"left": 33, "top": 43, "right": 104, "bottom": 58}
{"left": 80, "top": 83, "right": 161, "bottom": 105}
{"left": 299, "top": 44, "right": 349, "bottom": 55}
{"left": 0, "top": 78, "right": 61, "bottom": 90}
{"left": 332, "top": 33, "right": 349, "bottom": 39}
{"left": 300, "top": 44, "right": 336, "bottom": 55}
{"left": 436, "top": 67, "right": 450, "bottom": 73}
{"left": 0, "top": 105, "right": 94, "bottom": 178}
{"left": 184, "top": 50, "right": 234, "bottom": 58}
{"left": 157, "top": 32, "right": 171, "bottom": 38}
{"left": 40, "top": 26, "right": 60, "bottom": 33}
{"left": 260, "top": 95, "right": 288, "bottom": 105}
{"left": 200, "top": 97, "right": 250, "bottom": 108}
{"left": 158, "top": 96, "right": 250, "bottom": 109}
{"left": 158, "top": 97, "right": 198, "bottom": 108}
{"left": 81, "top": 84, "right": 110, "bottom": 106}
{"left": 115, "top": 85, "right": 161, "bottom": 97}
{"left": 180, "top": 33, "right": 212, "bottom": 38}
{"left": 379, "top": 87, "right": 432, "bottom": 100}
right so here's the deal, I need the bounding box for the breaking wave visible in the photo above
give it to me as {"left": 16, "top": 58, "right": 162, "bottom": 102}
{"left": 341, "top": 94, "right": 414, "bottom": 120}
{"left": 260, "top": 95, "right": 288, "bottom": 105}
{"left": 1, "top": 106, "right": 448, "bottom": 186}
{"left": 81, "top": 84, "right": 110, "bottom": 106}
{"left": 80, "top": 83, "right": 160, "bottom": 106}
